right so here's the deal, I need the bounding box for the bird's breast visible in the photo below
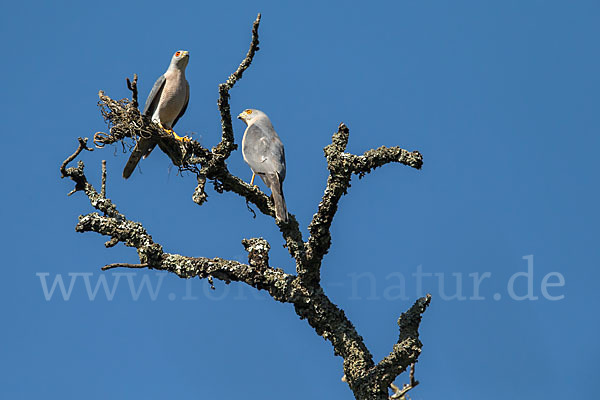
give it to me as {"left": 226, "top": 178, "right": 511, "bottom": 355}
{"left": 154, "top": 71, "right": 187, "bottom": 128}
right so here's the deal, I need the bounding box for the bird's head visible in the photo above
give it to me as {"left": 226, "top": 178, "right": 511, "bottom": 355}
{"left": 170, "top": 50, "right": 190, "bottom": 69}
{"left": 237, "top": 109, "right": 266, "bottom": 125}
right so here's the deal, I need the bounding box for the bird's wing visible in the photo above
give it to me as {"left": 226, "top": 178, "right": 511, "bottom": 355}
{"left": 142, "top": 74, "right": 167, "bottom": 116}
{"left": 242, "top": 124, "right": 267, "bottom": 168}
{"left": 132, "top": 75, "right": 167, "bottom": 165}
{"left": 171, "top": 80, "right": 189, "bottom": 128}
{"left": 242, "top": 124, "right": 286, "bottom": 178}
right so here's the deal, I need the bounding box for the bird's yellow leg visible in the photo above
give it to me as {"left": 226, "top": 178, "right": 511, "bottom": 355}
{"left": 250, "top": 172, "right": 256, "bottom": 187}
{"left": 157, "top": 122, "right": 190, "bottom": 142}
{"left": 170, "top": 130, "right": 191, "bottom": 143}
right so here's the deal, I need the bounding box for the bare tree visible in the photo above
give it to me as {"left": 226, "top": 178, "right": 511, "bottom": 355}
{"left": 60, "top": 14, "right": 430, "bottom": 400}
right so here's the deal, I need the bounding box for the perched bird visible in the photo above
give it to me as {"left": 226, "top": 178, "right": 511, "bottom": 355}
{"left": 238, "top": 109, "right": 289, "bottom": 223}
{"left": 123, "top": 50, "right": 190, "bottom": 179}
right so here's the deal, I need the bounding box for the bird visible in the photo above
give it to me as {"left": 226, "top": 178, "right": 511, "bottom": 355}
{"left": 238, "top": 109, "right": 289, "bottom": 223}
{"left": 123, "top": 50, "right": 190, "bottom": 179}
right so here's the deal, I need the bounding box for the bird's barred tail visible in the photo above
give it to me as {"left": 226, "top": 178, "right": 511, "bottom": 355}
{"left": 266, "top": 173, "right": 288, "bottom": 223}
{"left": 123, "top": 138, "right": 154, "bottom": 179}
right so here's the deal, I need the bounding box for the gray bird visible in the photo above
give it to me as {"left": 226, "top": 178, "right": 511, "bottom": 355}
{"left": 238, "top": 109, "right": 288, "bottom": 223}
{"left": 123, "top": 50, "right": 190, "bottom": 179}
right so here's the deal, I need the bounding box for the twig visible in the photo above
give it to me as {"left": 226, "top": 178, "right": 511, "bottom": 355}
{"left": 215, "top": 12, "right": 261, "bottom": 157}
{"left": 389, "top": 363, "right": 419, "bottom": 399}
{"left": 60, "top": 137, "right": 93, "bottom": 177}
{"left": 245, "top": 199, "right": 257, "bottom": 218}
{"left": 104, "top": 237, "right": 119, "bottom": 248}
{"left": 223, "top": 13, "right": 261, "bottom": 90}
{"left": 126, "top": 74, "right": 138, "bottom": 109}
{"left": 61, "top": 139, "right": 124, "bottom": 218}
{"left": 102, "top": 262, "right": 149, "bottom": 271}
{"left": 101, "top": 160, "right": 107, "bottom": 198}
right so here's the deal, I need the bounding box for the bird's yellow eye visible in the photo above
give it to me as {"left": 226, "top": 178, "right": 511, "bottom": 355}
{"left": 175, "top": 51, "right": 181, "bottom": 57}
{"left": 246, "top": 109, "right": 253, "bottom": 114}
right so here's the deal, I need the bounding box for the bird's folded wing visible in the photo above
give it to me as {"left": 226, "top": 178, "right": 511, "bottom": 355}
{"left": 142, "top": 75, "right": 167, "bottom": 116}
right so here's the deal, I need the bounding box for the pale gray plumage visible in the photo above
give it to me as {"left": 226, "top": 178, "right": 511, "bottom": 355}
{"left": 238, "top": 109, "right": 288, "bottom": 222}
{"left": 123, "top": 50, "right": 190, "bottom": 179}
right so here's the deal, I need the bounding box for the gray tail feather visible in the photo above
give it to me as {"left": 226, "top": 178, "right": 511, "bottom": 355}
{"left": 264, "top": 173, "right": 288, "bottom": 223}
{"left": 123, "top": 138, "right": 154, "bottom": 179}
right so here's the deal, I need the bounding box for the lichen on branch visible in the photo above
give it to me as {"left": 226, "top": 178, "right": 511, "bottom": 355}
{"left": 61, "top": 13, "right": 429, "bottom": 400}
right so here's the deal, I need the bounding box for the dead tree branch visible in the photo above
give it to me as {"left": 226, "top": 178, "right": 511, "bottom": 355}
{"left": 374, "top": 295, "right": 431, "bottom": 390}
{"left": 61, "top": 13, "right": 429, "bottom": 400}
{"left": 215, "top": 12, "right": 261, "bottom": 158}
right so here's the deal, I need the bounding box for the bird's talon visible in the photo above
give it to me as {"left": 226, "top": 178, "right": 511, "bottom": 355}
{"left": 170, "top": 131, "right": 190, "bottom": 143}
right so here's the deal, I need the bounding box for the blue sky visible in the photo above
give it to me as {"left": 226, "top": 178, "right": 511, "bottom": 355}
{"left": 1, "top": 0, "right": 598, "bottom": 398}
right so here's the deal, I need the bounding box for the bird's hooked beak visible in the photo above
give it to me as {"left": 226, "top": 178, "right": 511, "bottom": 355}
{"left": 237, "top": 113, "right": 249, "bottom": 126}
{"left": 182, "top": 51, "right": 189, "bottom": 57}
